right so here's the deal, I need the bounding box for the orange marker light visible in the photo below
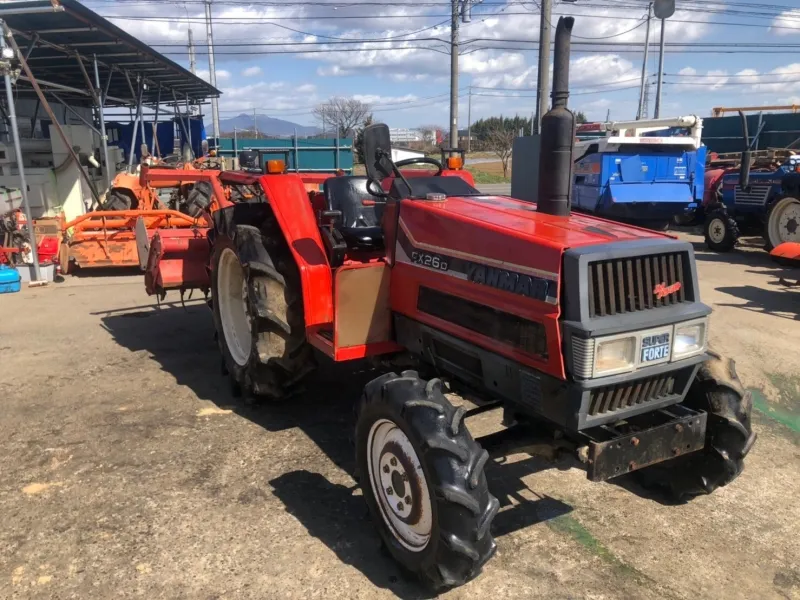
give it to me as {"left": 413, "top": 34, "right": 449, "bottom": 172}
{"left": 266, "top": 160, "right": 285, "bottom": 174}
{"left": 447, "top": 156, "right": 463, "bottom": 170}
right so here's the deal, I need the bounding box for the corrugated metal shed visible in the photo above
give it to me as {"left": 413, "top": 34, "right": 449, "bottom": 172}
{"left": 702, "top": 113, "right": 800, "bottom": 154}
{"left": 0, "top": 0, "right": 219, "bottom": 106}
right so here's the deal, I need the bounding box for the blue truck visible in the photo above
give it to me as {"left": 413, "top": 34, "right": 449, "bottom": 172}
{"left": 572, "top": 116, "right": 705, "bottom": 230}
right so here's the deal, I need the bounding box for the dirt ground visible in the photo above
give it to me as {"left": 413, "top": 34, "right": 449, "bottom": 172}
{"left": 1, "top": 231, "right": 799, "bottom": 600}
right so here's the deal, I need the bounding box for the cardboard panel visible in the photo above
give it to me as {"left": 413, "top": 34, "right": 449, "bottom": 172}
{"left": 335, "top": 264, "right": 391, "bottom": 347}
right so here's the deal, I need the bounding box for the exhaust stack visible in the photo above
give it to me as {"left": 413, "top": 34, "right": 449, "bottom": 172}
{"left": 537, "top": 16, "right": 575, "bottom": 217}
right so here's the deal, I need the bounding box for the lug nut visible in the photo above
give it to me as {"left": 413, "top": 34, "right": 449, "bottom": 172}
{"left": 405, "top": 496, "right": 411, "bottom": 504}
{"left": 628, "top": 461, "right": 636, "bottom": 470}
{"left": 630, "top": 437, "right": 640, "bottom": 447}
{"left": 397, "top": 502, "right": 404, "bottom": 511}
{"left": 675, "top": 424, "right": 684, "bottom": 433}
{"left": 390, "top": 457, "right": 398, "bottom": 467}
{"left": 383, "top": 465, "right": 390, "bottom": 473}
{"left": 672, "top": 447, "right": 680, "bottom": 455}
{"left": 386, "top": 487, "right": 393, "bottom": 496}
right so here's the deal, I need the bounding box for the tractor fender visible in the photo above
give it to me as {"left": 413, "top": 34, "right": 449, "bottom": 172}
{"left": 259, "top": 175, "right": 334, "bottom": 328}
{"left": 109, "top": 172, "right": 142, "bottom": 194}
{"left": 260, "top": 174, "right": 333, "bottom": 328}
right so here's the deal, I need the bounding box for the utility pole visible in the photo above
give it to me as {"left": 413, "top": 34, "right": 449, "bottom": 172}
{"left": 466, "top": 86, "right": 472, "bottom": 152}
{"left": 188, "top": 28, "right": 197, "bottom": 75}
{"left": 534, "top": 0, "right": 552, "bottom": 134}
{"left": 449, "top": 0, "right": 460, "bottom": 150}
{"left": 253, "top": 108, "right": 258, "bottom": 139}
{"left": 642, "top": 79, "right": 650, "bottom": 119}
{"left": 653, "top": 0, "right": 675, "bottom": 118}
{"left": 636, "top": 2, "right": 652, "bottom": 120}
{"left": 654, "top": 18, "right": 665, "bottom": 118}
{"left": 204, "top": 0, "right": 220, "bottom": 141}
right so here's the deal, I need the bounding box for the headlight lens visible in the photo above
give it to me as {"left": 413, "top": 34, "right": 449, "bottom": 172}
{"left": 594, "top": 336, "right": 636, "bottom": 376}
{"left": 672, "top": 321, "right": 707, "bottom": 359}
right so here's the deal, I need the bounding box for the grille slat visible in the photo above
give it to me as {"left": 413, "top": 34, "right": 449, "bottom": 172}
{"left": 588, "top": 373, "right": 682, "bottom": 416}
{"left": 596, "top": 263, "right": 606, "bottom": 317}
{"left": 588, "top": 252, "right": 690, "bottom": 318}
{"left": 626, "top": 259, "right": 635, "bottom": 313}
{"left": 606, "top": 262, "right": 616, "bottom": 315}
{"left": 635, "top": 259, "right": 645, "bottom": 310}
{"left": 668, "top": 255, "right": 677, "bottom": 306}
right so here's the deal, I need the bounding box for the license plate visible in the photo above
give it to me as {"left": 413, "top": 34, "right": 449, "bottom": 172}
{"left": 641, "top": 332, "right": 670, "bottom": 363}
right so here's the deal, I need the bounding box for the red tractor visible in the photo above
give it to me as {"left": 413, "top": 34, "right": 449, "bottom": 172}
{"left": 139, "top": 18, "right": 755, "bottom": 590}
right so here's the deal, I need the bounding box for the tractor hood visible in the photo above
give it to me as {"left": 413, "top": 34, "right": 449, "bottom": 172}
{"left": 432, "top": 193, "right": 670, "bottom": 250}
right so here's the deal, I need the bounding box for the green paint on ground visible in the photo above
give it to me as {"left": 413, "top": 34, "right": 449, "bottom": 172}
{"left": 750, "top": 388, "right": 800, "bottom": 434}
{"left": 546, "top": 515, "right": 646, "bottom": 582}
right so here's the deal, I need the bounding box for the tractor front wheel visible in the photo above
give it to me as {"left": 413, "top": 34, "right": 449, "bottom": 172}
{"left": 704, "top": 208, "right": 738, "bottom": 252}
{"left": 356, "top": 372, "right": 499, "bottom": 591}
{"left": 636, "top": 349, "right": 756, "bottom": 503}
{"left": 211, "top": 223, "right": 315, "bottom": 399}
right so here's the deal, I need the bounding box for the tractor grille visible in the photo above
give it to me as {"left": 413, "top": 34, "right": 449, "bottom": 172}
{"left": 587, "top": 252, "right": 689, "bottom": 318}
{"left": 734, "top": 184, "right": 771, "bottom": 207}
{"left": 588, "top": 374, "right": 676, "bottom": 416}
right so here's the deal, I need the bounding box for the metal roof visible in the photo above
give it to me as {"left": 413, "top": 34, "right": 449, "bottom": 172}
{"left": 0, "top": 0, "right": 219, "bottom": 107}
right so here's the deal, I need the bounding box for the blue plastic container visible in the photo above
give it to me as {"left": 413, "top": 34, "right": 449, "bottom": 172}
{"left": 0, "top": 264, "right": 21, "bottom": 293}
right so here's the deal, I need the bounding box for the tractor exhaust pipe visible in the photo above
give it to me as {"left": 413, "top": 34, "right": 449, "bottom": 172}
{"left": 537, "top": 16, "right": 575, "bottom": 217}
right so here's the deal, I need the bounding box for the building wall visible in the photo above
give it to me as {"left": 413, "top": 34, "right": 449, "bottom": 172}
{"left": 390, "top": 128, "right": 424, "bottom": 143}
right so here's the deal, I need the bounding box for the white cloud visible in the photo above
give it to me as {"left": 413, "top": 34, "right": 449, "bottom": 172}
{"left": 772, "top": 10, "right": 800, "bottom": 35}
{"left": 196, "top": 69, "right": 230, "bottom": 83}
{"left": 241, "top": 66, "right": 263, "bottom": 77}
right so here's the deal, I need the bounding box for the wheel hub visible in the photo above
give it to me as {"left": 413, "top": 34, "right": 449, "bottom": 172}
{"left": 709, "top": 218, "right": 726, "bottom": 244}
{"left": 367, "top": 419, "right": 433, "bottom": 552}
{"left": 770, "top": 198, "right": 800, "bottom": 245}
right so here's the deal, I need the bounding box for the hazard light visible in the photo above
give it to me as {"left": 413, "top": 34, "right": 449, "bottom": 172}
{"left": 266, "top": 160, "right": 285, "bottom": 174}
{"left": 447, "top": 157, "right": 463, "bottom": 170}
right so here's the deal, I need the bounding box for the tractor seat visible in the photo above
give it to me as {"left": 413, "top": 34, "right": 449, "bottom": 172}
{"left": 323, "top": 176, "right": 384, "bottom": 249}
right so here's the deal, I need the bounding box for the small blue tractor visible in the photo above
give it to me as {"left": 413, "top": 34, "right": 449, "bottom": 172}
{"left": 702, "top": 111, "right": 800, "bottom": 253}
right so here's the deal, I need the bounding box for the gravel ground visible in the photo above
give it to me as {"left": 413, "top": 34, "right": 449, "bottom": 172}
{"left": 0, "top": 232, "right": 798, "bottom": 600}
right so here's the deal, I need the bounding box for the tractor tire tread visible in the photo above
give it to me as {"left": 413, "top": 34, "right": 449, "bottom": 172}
{"left": 635, "top": 347, "right": 755, "bottom": 503}
{"left": 356, "top": 372, "right": 498, "bottom": 591}
{"left": 212, "top": 219, "right": 315, "bottom": 401}
{"left": 704, "top": 207, "right": 739, "bottom": 252}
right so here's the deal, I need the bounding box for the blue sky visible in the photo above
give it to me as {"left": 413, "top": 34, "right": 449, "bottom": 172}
{"left": 88, "top": 0, "right": 800, "bottom": 130}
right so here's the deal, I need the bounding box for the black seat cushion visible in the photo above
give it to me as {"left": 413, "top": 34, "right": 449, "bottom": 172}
{"left": 323, "top": 176, "right": 384, "bottom": 249}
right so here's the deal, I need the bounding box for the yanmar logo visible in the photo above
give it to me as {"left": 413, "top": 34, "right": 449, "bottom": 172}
{"left": 654, "top": 282, "right": 682, "bottom": 299}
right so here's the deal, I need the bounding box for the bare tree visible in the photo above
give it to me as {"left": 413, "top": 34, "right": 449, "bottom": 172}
{"left": 418, "top": 123, "right": 444, "bottom": 146}
{"left": 486, "top": 125, "right": 515, "bottom": 178}
{"left": 314, "top": 97, "right": 372, "bottom": 137}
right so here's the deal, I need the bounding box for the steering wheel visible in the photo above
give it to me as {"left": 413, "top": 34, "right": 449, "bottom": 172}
{"left": 394, "top": 156, "right": 443, "bottom": 176}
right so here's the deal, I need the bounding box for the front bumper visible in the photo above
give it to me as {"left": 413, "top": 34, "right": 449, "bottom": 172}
{"left": 581, "top": 403, "right": 707, "bottom": 481}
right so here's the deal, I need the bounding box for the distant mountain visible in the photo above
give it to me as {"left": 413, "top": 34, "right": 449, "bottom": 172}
{"left": 218, "top": 114, "right": 320, "bottom": 137}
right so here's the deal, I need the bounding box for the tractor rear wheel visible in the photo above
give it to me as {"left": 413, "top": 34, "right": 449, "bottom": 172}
{"left": 356, "top": 372, "right": 499, "bottom": 591}
{"left": 103, "top": 188, "right": 137, "bottom": 211}
{"left": 704, "top": 208, "right": 738, "bottom": 252}
{"left": 636, "top": 349, "right": 756, "bottom": 503}
{"left": 211, "top": 223, "right": 315, "bottom": 399}
{"left": 764, "top": 195, "right": 800, "bottom": 253}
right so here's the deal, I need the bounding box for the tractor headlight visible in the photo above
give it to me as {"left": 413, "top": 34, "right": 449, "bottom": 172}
{"left": 672, "top": 319, "right": 707, "bottom": 360}
{"left": 594, "top": 335, "right": 636, "bottom": 377}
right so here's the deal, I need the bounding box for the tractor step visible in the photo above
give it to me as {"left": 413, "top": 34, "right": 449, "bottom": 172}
{"left": 582, "top": 404, "right": 707, "bottom": 481}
